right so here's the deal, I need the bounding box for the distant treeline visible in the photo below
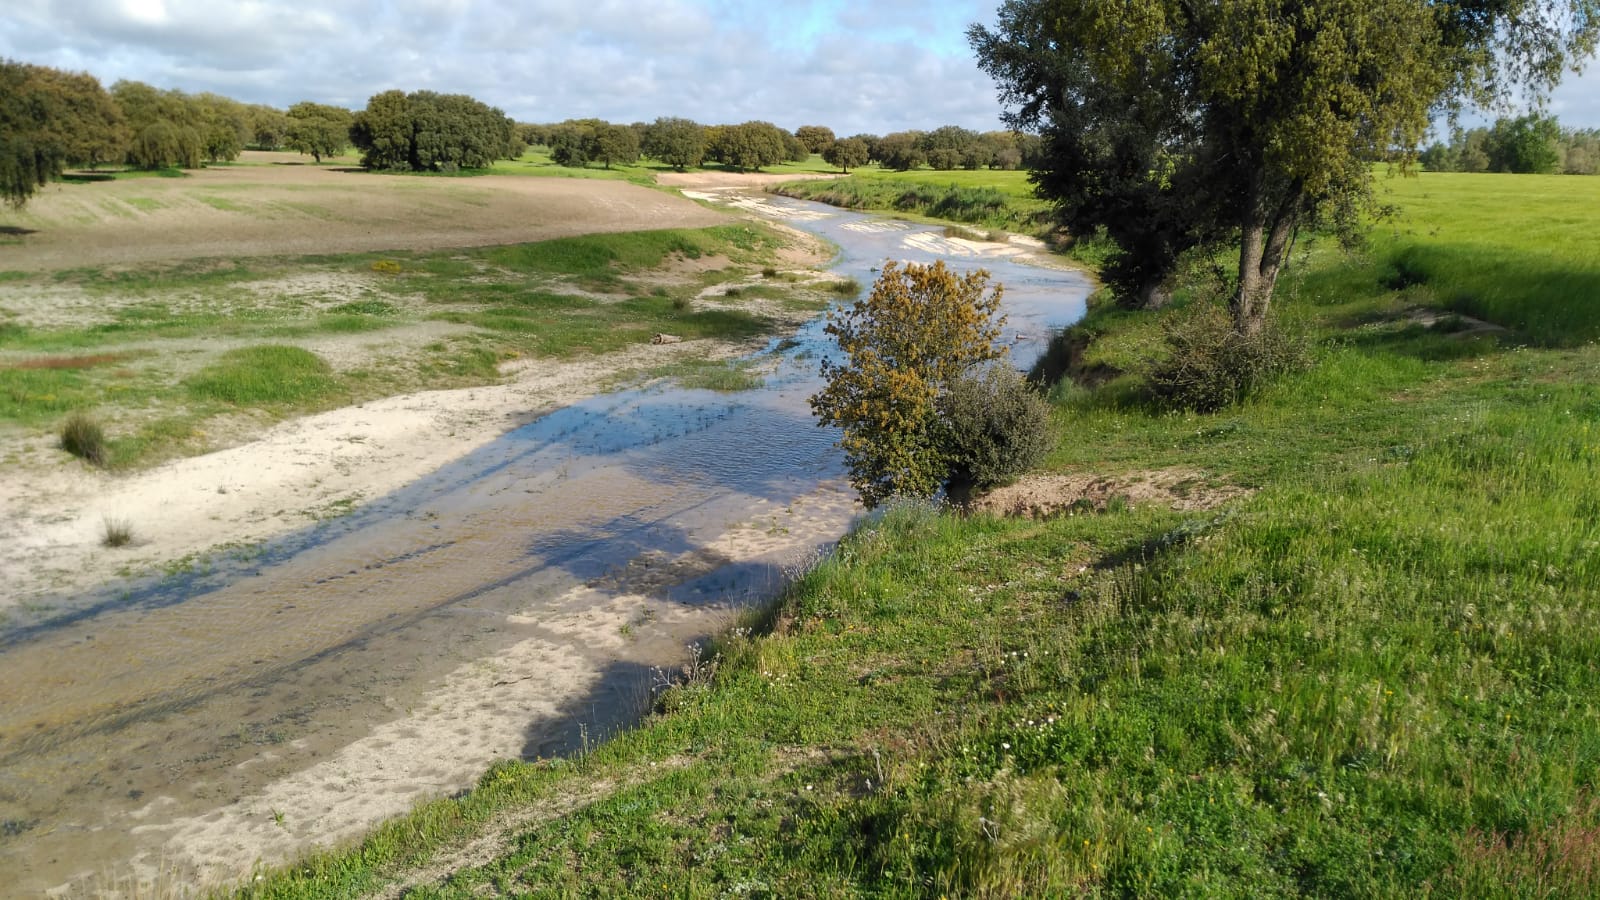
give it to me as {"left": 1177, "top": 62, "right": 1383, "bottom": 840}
{"left": 3, "top": 58, "right": 1047, "bottom": 208}
{"left": 522, "top": 120, "right": 1045, "bottom": 174}
{"left": 1421, "top": 113, "right": 1600, "bottom": 175}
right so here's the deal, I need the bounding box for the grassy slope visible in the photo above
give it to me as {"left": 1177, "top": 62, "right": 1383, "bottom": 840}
{"left": 243, "top": 172, "right": 1600, "bottom": 897}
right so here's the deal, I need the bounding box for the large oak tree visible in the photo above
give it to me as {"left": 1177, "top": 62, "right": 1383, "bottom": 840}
{"left": 350, "top": 90, "right": 520, "bottom": 171}
{"left": 972, "top": 0, "right": 1600, "bottom": 332}
{"left": 285, "top": 101, "right": 353, "bottom": 163}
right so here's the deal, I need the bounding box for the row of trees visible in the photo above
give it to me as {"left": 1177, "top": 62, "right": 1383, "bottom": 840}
{"left": 542, "top": 118, "right": 811, "bottom": 172}
{"left": 1, "top": 61, "right": 533, "bottom": 204}
{"left": 527, "top": 118, "right": 1043, "bottom": 174}
{"left": 1, "top": 60, "right": 289, "bottom": 204}
{"left": 1421, "top": 114, "right": 1600, "bottom": 175}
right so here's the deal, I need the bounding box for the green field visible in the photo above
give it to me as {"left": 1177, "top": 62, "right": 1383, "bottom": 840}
{"left": 775, "top": 167, "right": 1051, "bottom": 234}
{"left": 241, "top": 169, "right": 1600, "bottom": 897}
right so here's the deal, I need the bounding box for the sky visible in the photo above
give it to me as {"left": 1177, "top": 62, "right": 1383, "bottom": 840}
{"left": 3, "top": 0, "right": 1599, "bottom": 135}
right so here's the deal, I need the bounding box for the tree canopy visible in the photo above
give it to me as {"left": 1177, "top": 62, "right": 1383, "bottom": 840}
{"left": 112, "top": 80, "right": 209, "bottom": 169}
{"left": 285, "top": 101, "right": 353, "bottom": 162}
{"left": 795, "top": 125, "right": 836, "bottom": 154}
{"left": 350, "top": 90, "right": 520, "bottom": 171}
{"left": 712, "top": 121, "right": 789, "bottom": 171}
{"left": 972, "top": 0, "right": 1600, "bottom": 331}
{"left": 642, "top": 117, "right": 707, "bottom": 170}
{"left": 2, "top": 60, "right": 131, "bottom": 206}
{"left": 822, "top": 137, "right": 869, "bottom": 173}
{"left": 591, "top": 122, "right": 640, "bottom": 169}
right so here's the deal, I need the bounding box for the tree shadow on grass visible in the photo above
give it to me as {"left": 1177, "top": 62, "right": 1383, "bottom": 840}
{"left": 1375, "top": 243, "right": 1600, "bottom": 347}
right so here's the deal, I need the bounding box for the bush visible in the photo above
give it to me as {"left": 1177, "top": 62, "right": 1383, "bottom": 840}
{"left": 810, "top": 260, "right": 1007, "bottom": 507}
{"left": 938, "top": 365, "right": 1055, "bottom": 492}
{"left": 1147, "top": 302, "right": 1310, "bottom": 412}
{"left": 60, "top": 411, "right": 107, "bottom": 466}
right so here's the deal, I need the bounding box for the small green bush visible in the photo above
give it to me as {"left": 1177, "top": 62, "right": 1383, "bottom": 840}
{"left": 60, "top": 411, "right": 107, "bottom": 466}
{"left": 938, "top": 365, "right": 1056, "bottom": 492}
{"left": 1146, "top": 303, "right": 1310, "bottom": 412}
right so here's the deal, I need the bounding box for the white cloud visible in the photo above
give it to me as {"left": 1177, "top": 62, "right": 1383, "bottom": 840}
{"left": 6, "top": 1, "right": 1590, "bottom": 134}
{"left": 0, "top": 0, "right": 1005, "bottom": 133}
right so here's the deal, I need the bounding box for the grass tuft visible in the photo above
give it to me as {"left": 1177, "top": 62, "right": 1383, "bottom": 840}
{"left": 60, "top": 411, "right": 107, "bottom": 466}
{"left": 830, "top": 276, "right": 862, "bottom": 297}
{"left": 101, "top": 517, "right": 134, "bottom": 548}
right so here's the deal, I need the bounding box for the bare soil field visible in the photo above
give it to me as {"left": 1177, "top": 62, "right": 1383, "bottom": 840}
{"left": 0, "top": 152, "right": 727, "bottom": 273}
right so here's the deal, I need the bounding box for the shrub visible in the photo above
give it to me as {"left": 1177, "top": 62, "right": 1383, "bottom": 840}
{"left": 938, "top": 365, "right": 1055, "bottom": 493}
{"left": 1146, "top": 302, "right": 1310, "bottom": 412}
{"left": 810, "top": 260, "right": 1007, "bottom": 507}
{"left": 830, "top": 277, "right": 861, "bottom": 297}
{"left": 60, "top": 411, "right": 107, "bottom": 466}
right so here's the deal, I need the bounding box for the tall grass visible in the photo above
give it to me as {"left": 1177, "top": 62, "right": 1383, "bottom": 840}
{"left": 59, "top": 411, "right": 107, "bottom": 465}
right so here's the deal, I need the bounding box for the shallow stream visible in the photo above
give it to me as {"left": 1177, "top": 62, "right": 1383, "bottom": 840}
{"left": 0, "top": 192, "right": 1092, "bottom": 893}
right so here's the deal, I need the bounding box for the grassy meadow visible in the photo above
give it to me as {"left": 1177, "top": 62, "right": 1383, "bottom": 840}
{"left": 0, "top": 223, "right": 829, "bottom": 469}
{"left": 237, "top": 169, "right": 1600, "bottom": 897}
{"left": 774, "top": 167, "right": 1052, "bottom": 235}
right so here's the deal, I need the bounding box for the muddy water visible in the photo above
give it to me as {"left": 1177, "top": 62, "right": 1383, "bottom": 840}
{"left": 0, "top": 193, "right": 1091, "bottom": 894}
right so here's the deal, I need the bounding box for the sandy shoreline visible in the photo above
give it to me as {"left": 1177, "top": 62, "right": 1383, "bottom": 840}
{"left": 0, "top": 171, "right": 869, "bottom": 895}
{"left": 0, "top": 333, "right": 790, "bottom": 617}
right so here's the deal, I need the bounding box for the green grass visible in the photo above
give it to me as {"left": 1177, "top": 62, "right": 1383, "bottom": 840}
{"left": 1367, "top": 171, "right": 1600, "bottom": 345}
{"left": 184, "top": 345, "right": 341, "bottom": 406}
{"left": 775, "top": 166, "right": 1051, "bottom": 233}
{"left": 239, "top": 170, "right": 1600, "bottom": 897}
{"left": 478, "top": 148, "right": 661, "bottom": 186}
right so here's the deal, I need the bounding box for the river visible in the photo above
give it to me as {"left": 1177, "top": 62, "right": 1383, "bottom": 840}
{"left": 0, "top": 191, "right": 1092, "bottom": 894}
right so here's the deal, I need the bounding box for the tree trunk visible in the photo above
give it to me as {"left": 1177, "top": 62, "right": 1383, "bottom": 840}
{"left": 1233, "top": 170, "right": 1302, "bottom": 336}
{"left": 1136, "top": 276, "right": 1171, "bottom": 311}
